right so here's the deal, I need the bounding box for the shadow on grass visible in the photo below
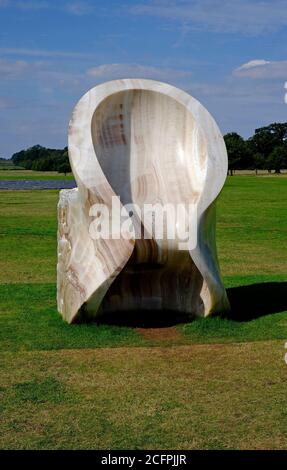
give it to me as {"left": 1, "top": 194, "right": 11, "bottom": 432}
{"left": 227, "top": 282, "right": 287, "bottom": 321}
{"left": 95, "top": 309, "right": 191, "bottom": 328}
{"left": 97, "top": 282, "right": 287, "bottom": 327}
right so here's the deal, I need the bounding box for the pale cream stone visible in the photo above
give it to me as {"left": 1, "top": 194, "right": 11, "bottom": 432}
{"left": 57, "top": 79, "right": 230, "bottom": 323}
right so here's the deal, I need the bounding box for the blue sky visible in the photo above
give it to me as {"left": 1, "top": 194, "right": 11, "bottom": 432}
{"left": 0, "top": 0, "right": 287, "bottom": 157}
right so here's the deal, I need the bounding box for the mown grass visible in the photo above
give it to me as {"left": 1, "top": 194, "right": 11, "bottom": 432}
{"left": 181, "top": 176, "right": 287, "bottom": 344}
{"left": 1, "top": 176, "right": 287, "bottom": 449}
{"left": 1, "top": 341, "right": 287, "bottom": 450}
{"left": 217, "top": 176, "right": 287, "bottom": 277}
{"left": 0, "top": 179, "right": 286, "bottom": 349}
{"left": 0, "top": 169, "right": 73, "bottom": 180}
{"left": 0, "top": 284, "right": 142, "bottom": 351}
{"left": 0, "top": 161, "right": 23, "bottom": 170}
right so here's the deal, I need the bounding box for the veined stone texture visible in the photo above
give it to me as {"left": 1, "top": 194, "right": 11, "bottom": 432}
{"left": 57, "top": 79, "right": 230, "bottom": 323}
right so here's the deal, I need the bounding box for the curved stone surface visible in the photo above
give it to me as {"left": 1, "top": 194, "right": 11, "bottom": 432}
{"left": 57, "top": 79, "right": 230, "bottom": 323}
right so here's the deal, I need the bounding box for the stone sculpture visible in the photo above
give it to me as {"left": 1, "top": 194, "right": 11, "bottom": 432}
{"left": 57, "top": 79, "right": 230, "bottom": 323}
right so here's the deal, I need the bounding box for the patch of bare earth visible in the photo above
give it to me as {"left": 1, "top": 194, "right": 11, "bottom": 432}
{"left": 136, "top": 326, "right": 184, "bottom": 342}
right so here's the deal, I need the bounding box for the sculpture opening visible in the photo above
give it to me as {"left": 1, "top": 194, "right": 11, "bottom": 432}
{"left": 92, "top": 89, "right": 207, "bottom": 207}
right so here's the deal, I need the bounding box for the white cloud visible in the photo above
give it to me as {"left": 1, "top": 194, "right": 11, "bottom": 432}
{"left": 0, "top": 56, "right": 85, "bottom": 88}
{"left": 0, "top": 0, "right": 50, "bottom": 8}
{"left": 0, "top": 47, "right": 92, "bottom": 59}
{"left": 0, "top": 0, "right": 93, "bottom": 14}
{"left": 0, "top": 59, "right": 28, "bottom": 77}
{"left": 40, "top": 70, "right": 82, "bottom": 87}
{"left": 191, "top": 79, "right": 282, "bottom": 105}
{"left": 234, "top": 59, "right": 287, "bottom": 79}
{"left": 0, "top": 97, "right": 14, "bottom": 109}
{"left": 15, "top": 1, "right": 49, "bottom": 9}
{"left": 0, "top": 58, "right": 74, "bottom": 84}
{"left": 65, "top": 1, "right": 93, "bottom": 15}
{"left": 87, "top": 63, "right": 192, "bottom": 81}
{"left": 237, "top": 60, "right": 271, "bottom": 70}
{"left": 130, "top": 0, "right": 287, "bottom": 35}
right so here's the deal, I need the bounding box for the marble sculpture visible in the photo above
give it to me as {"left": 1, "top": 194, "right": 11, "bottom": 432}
{"left": 57, "top": 79, "right": 230, "bottom": 323}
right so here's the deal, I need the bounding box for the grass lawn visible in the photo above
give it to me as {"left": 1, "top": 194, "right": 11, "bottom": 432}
{"left": 1, "top": 176, "right": 287, "bottom": 449}
{"left": 0, "top": 161, "right": 23, "bottom": 170}
{"left": 0, "top": 169, "right": 74, "bottom": 180}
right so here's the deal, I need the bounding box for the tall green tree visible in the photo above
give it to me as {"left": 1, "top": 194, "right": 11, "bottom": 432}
{"left": 224, "top": 132, "right": 249, "bottom": 175}
{"left": 266, "top": 146, "right": 287, "bottom": 174}
{"left": 253, "top": 152, "right": 265, "bottom": 175}
{"left": 57, "top": 162, "right": 71, "bottom": 176}
{"left": 11, "top": 145, "right": 70, "bottom": 173}
{"left": 248, "top": 123, "right": 287, "bottom": 171}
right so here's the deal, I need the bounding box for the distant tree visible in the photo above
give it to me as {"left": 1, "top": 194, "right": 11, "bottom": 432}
{"left": 31, "top": 157, "right": 55, "bottom": 171}
{"left": 249, "top": 123, "right": 287, "bottom": 171}
{"left": 57, "top": 149, "right": 71, "bottom": 175}
{"left": 11, "top": 145, "right": 70, "bottom": 173}
{"left": 257, "top": 123, "right": 287, "bottom": 144}
{"left": 57, "top": 162, "right": 71, "bottom": 176}
{"left": 224, "top": 132, "right": 249, "bottom": 175}
{"left": 266, "top": 146, "right": 287, "bottom": 174}
{"left": 12, "top": 149, "right": 27, "bottom": 167}
{"left": 30, "top": 159, "right": 42, "bottom": 171}
{"left": 253, "top": 152, "right": 265, "bottom": 175}
{"left": 249, "top": 129, "right": 276, "bottom": 160}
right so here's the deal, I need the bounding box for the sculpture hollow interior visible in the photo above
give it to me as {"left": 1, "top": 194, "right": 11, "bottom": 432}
{"left": 57, "top": 79, "right": 230, "bottom": 323}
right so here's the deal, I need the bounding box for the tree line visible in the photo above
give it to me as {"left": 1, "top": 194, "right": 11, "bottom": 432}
{"left": 224, "top": 122, "right": 287, "bottom": 175}
{"left": 11, "top": 145, "right": 71, "bottom": 175}
{"left": 9, "top": 121, "right": 287, "bottom": 176}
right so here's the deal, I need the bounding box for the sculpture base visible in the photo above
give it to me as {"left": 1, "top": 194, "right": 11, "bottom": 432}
{"left": 57, "top": 188, "right": 230, "bottom": 323}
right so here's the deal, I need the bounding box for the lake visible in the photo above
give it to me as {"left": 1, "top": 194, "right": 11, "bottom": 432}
{"left": 0, "top": 180, "right": 76, "bottom": 190}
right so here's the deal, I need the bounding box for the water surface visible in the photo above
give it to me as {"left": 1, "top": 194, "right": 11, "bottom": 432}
{"left": 0, "top": 179, "right": 76, "bottom": 190}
